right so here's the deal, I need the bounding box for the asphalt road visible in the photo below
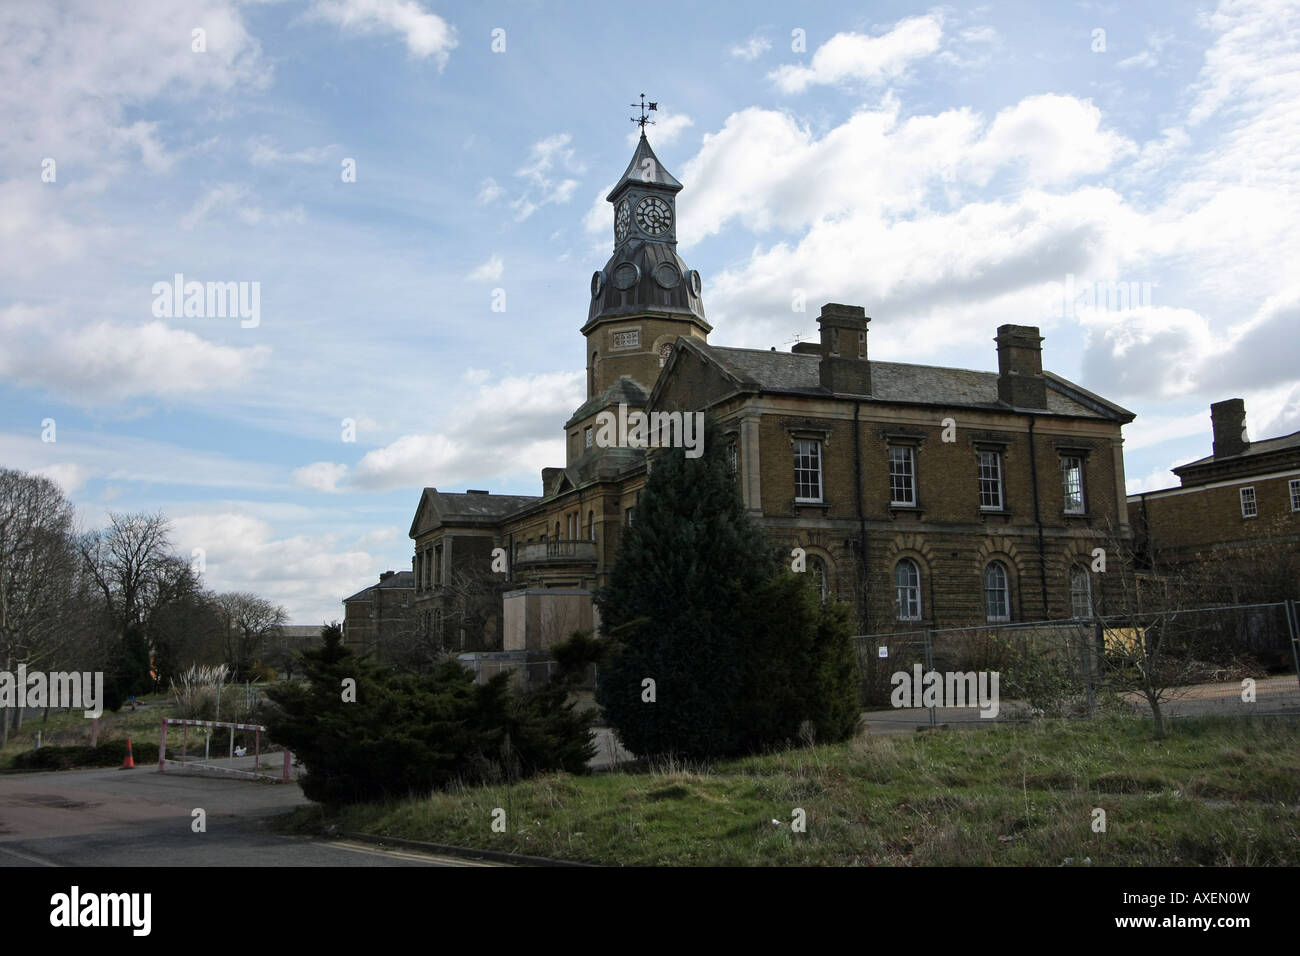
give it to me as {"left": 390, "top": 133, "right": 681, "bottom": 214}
{"left": 0, "top": 764, "right": 487, "bottom": 867}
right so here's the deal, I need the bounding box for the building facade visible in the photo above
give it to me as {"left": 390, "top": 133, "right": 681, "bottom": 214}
{"left": 398, "top": 132, "right": 1138, "bottom": 654}
{"left": 1128, "top": 398, "right": 1300, "bottom": 600}
{"left": 342, "top": 569, "right": 414, "bottom": 658}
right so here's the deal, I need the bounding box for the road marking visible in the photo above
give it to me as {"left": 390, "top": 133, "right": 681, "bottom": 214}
{"left": 0, "top": 843, "right": 58, "bottom": 867}
{"left": 326, "top": 840, "right": 500, "bottom": 866}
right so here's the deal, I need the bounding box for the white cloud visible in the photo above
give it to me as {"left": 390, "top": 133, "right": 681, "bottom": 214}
{"left": 626, "top": 113, "right": 695, "bottom": 149}
{"left": 181, "top": 183, "right": 253, "bottom": 229}
{"left": 308, "top": 0, "right": 458, "bottom": 67}
{"left": 730, "top": 36, "right": 771, "bottom": 61}
{"left": 477, "top": 177, "right": 504, "bottom": 204}
{"left": 512, "top": 133, "right": 585, "bottom": 220}
{"left": 35, "top": 463, "right": 90, "bottom": 497}
{"left": 293, "top": 461, "right": 349, "bottom": 493}
{"left": 248, "top": 136, "right": 336, "bottom": 166}
{"left": 347, "top": 370, "right": 584, "bottom": 491}
{"left": 467, "top": 254, "right": 504, "bottom": 282}
{"left": 0, "top": 305, "right": 271, "bottom": 404}
{"left": 769, "top": 12, "right": 944, "bottom": 93}
{"left": 170, "top": 510, "right": 377, "bottom": 623}
{"left": 969, "top": 94, "right": 1138, "bottom": 186}
{"left": 0, "top": 0, "right": 269, "bottom": 175}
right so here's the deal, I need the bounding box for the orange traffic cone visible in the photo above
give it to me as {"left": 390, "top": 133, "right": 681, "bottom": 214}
{"left": 121, "top": 737, "right": 135, "bottom": 770}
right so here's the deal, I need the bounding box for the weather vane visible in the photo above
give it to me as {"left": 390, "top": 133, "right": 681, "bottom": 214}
{"left": 630, "top": 93, "right": 658, "bottom": 130}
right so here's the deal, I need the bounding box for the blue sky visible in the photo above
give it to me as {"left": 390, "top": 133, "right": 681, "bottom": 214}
{"left": 3, "top": 0, "right": 1298, "bottom": 623}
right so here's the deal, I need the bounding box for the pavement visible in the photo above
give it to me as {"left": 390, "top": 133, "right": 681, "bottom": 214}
{"left": 0, "top": 763, "right": 489, "bottom": 866}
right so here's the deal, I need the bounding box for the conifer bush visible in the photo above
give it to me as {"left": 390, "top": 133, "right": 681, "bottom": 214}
{"left": 267, "top": 625, "right": 595, "bottom": 806}
{"left": 595, "top": 419, "right": 860, "bottom": 759}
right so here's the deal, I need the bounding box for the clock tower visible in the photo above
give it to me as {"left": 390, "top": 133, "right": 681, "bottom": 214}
{"left": 583, "top": 121, "right": 710, "bottom": 399}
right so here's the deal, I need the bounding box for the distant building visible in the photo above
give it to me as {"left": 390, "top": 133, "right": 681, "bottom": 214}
{"left": 342, "top": 570, "right": 414, "bottom": 658}
{"left": 1129, "top": 398, "right": 1300, "bottom": 599}
{"left": 263, "top": 625, "right": 323, "bottom": 679}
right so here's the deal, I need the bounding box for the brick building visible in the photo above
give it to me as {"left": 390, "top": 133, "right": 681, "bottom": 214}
{"left": 1128, "top": 398, "right": 1300, "bottom": 599}
{"left": 400, "top": 131, "right": 1138, "bottom": 653}
{"left": 342, "top": 569, "right": 414, "bottom": 658}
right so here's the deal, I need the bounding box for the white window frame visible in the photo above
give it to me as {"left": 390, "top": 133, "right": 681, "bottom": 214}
{"left": 809, "top": 557, "right": 829, "bottom": 605}
{"left": 1240, "top": 486, "right": 1257, "bottom": 519}
{"left": 895, "top": 560, "right": 921, "bottom": 621}
{"left": 1290, "top": 478, "right": 1300, "bottom": 513}
{"left": 978, "top": 450, "right": 1004, "bottom": 511}
{"left": 984, "top": 562, "right": 1010, "bottom": 623}
{"left": 1061, "top": 455, "right": 1086, "bottom": 514}
{"left": 889, "top": 445, "right": 917, "bottom": 507}
{"left": 1070, "top": 566, "right": 1092, "bottom": 620}
{"left": 794, "top": 439, "right": 823, "bottom": 503}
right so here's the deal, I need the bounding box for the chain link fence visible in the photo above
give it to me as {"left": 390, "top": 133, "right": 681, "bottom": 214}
{"left": 854, "top": 601, "right": 1300, "bottom": 728}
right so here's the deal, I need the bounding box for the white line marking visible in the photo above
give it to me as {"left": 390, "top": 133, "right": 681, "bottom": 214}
{"left": 326, "top": 840, "right": 499, "bottom": 866}
{"left": 0, "top": 843, "right": 58, "bottom": 867}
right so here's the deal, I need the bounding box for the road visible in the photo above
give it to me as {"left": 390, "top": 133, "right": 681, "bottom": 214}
{"left": 0, "top": 764, "right": 490, "bottom": 866}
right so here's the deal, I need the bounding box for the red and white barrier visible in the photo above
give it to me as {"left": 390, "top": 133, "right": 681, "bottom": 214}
{"left": 159, "top": 717, "right": 292, "bottom": 783}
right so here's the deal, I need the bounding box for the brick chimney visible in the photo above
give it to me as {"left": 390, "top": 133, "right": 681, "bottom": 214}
{"left": 995, "top": 324, "right": 1046, "bottom": 409}
{"left": 817, "top": 303, "right": 871, "bottom": 395}
{"left": 1211, "top": 398, "right": 1249, "bottom": 458}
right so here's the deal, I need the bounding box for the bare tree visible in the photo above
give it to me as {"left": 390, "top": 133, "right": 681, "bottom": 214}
{"left": 212, "top": 592, "right": 287, "bottom": 681}
{"left": 1095, "top": 518, "right": 1205, "bottom": 739}
{"left": 0, "top": 470, "right": 104, "bottom": 743}
{"left": 80, "top": 511, "right": 202, "bottom": 698}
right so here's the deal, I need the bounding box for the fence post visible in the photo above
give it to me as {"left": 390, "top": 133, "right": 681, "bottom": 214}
{"left": 1082, "top": 622, "right": 1096, "bottom": 718}
{"left": 1286, "top": 600, "right": 1300, "bottom": 695}
{"left": 283, "top": 748, "right": 292, "bottom": 782}
{"left": 159, "top": 719, "right": 167, "bottom": 772}
{"left": 925, "top": 630, "right": 936, "bottom": 728}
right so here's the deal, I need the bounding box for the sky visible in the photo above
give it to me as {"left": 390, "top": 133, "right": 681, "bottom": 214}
{"left": 2, "top": 0, "right": 1298, "bottom": 625}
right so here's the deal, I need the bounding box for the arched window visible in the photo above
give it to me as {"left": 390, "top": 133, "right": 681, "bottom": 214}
{"left": 895, "top": 559, "right": 921, "bottom": 621}
{"left": 1070, "top": 566, "right": 1093, "bottom": 620}
{"left": 808, "top": 556, "right": 829, "bottom": 604}
{"left": 985, "top": 561, "right": 1010, "bottom": 622}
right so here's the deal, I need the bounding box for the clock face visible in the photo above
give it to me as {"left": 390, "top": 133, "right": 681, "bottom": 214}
{"left": 635, "top": 196, "right": 672, "bottom": 236}
{"left": 614, "top": 200, "right": 631, "bottom": 244}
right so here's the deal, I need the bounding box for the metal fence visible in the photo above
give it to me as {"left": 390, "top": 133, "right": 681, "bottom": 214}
{"left": 854, "top": 601, "right": 1300, "bottom": 728}
{"left": 460, "top": 656, "right": 598, "bottom": 691}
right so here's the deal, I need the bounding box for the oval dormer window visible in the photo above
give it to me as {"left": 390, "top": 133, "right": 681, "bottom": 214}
{"left": 652, "top": 262, "right": 681, "bottom": 289}
{"left": 613, "top": 262, "right": 639, "bottom": 291}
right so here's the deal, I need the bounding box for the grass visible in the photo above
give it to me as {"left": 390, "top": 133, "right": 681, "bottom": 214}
{"left": 0, "top": 695, "right": 177, "bottom": 769}
{"left": 283, "top": 715, "right": 1300, "bottom": 866}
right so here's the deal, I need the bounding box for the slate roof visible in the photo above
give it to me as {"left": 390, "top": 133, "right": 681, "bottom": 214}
{"left": 606, "top": 133, "right": 682, "bottom": 200}
{"left": 1174, "top": 429, "right": 1300, "bottom": 471}
{"left": 343, "top": 570, "right": 414, "bottom": 604}
{"left": 566, "top": 376, "right": 650, "bottom": 426}
{"left": 693, "top": 344, "right": 1133, "bottom": 421}
{"left": 423, "top": 490, "right": 540, "bottom": 519}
